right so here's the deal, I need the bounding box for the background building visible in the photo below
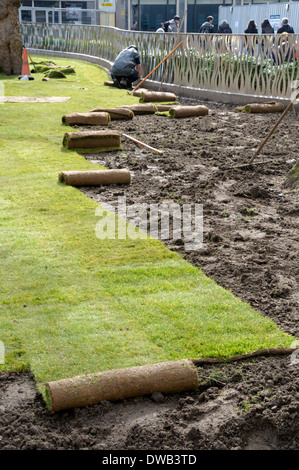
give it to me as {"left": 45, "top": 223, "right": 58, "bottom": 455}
{"left": 19, "top": 1, "right": 116, "bottom": 26}
{"left": 19, "top": 0, "right": 298, "bottom": 32}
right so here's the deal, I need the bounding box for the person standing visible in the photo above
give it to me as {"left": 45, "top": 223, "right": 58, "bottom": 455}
{"left": 167, "top": 15, "right": 180, "bottom": 33}
{"left": 199, "top": 16, "right": 215, "bottom": 33}
{"left": 217, "top": 20, "right": 232, "bottom": 52}
{"left": 261, "top": 18, "right": 274, "bottom": 34}
{"left": 261, "top": 19, "right": 274, "bottom": 55}
{"left": 277, "top": 18, "right": 295, "bottom": 34}
{"left": 244, "top": 20, "right": 258, "bottom": 55}
{"left": 111, "top": 45, "right": 142, "bottom": 89}
{"left": 217, "top": 20, "right": 232, "bottom": 34}
{"left": 244, "top": 19, "right": 258, "bottom": 34}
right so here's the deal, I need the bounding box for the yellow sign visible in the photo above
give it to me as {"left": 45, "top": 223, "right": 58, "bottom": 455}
{"left": 99, "top": 1, "right": 115, "bottom": 12}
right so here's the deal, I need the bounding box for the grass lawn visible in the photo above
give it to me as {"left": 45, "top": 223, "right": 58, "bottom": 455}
{"left": 0, "top": 56, "right": 293, "bottom": 402}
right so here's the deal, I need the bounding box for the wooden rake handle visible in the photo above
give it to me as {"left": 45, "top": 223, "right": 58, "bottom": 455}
{"left": 122, "top": 133, "right": 163, "bottom": 155}
{"left": 249, "top": 93, "right": 299, "bottom": 164}
{"left": 129, "top": 41, "right": 183, "bottom": 95}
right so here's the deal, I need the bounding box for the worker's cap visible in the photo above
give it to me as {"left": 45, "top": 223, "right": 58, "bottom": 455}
{"left": 174, "top": 15, "right": 180, "bottom": 20}
{"left": 128, "top": 44, "right": 138, "bottom": 50}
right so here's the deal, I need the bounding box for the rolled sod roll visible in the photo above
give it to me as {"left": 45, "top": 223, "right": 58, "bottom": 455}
{"left": 62, "top": 112, "right": 111, "bottom": 126}
{"left": 169, "top": 105, "right": 209, "bottom": 118}
{"left": 132, "top": 88, "right": 149, "bottom": 97}
{"left": 235, "top": 102, "right": 285, "bottom": 113}
{"left": 45, "top": 359, "right": 199, "bottom": 412}
{"left": 59, "top": 169, "right": 131, "bottom": 186}
{"left": 156, "top": 104, "right": 179, "bottom": 112}
{"left": 63, "top": 130, "right": 121, "bottom": 151}
{"left": 89, "top": 107, "right": 134, "bottom": 120}
{"left": 120, "top": 103, "right": 158, "bottom": 115}
{"left": 140, "top": 90, "right": 177, "bottom": 103}
{"left": 104, "top": 80, "right": 116, "bottom": 87}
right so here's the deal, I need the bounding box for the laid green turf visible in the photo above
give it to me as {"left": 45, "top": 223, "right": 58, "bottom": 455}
{"left": 0, "top": 56, "right": 293, "bottom": 401}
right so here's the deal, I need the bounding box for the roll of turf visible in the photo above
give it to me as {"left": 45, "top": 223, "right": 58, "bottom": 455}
{"left": 62, "top": 130, "right": 121, "bottom": 151}
{"left": 156, "top": 104, "right": 178, "bottom": 111}
{"left": 140, "top": 91, "right": 177, "bottom": 103}
{"left": 104, "top": 80, "right": 116, "bottom": 87}
{"left": 62, "top": 112, "right": 111, "bottom": 126}
{"left": 45, "top": 359, "right": 199, "bottom": 411}
{"left": 89, "top": 107, "right": 134, "bottom": 120}
{"left": 59, "top": 169, "right": 131, "bottom": 186}
{"left": 120, "top": 104, "right": 158, "bottom": 115}
{"left": 132, "top": 88, "right": 149, "bottom": 97}
{"left": 235, "top": 102, "right": 285, "bottom": 113}
{"left": 169, "top": 105, "right": 209, "bottom": 118}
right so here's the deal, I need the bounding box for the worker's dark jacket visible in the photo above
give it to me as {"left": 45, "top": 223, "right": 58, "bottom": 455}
{"left": 217, "top": 22, "right": 232, "bottom": 34}
{"left": 111, "top": 47, "right": 140, "bottom": 78}
{"left": 199, "top": 22, "right": 215, "bottom": 33}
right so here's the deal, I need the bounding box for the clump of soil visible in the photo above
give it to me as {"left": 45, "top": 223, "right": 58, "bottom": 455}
{"left": 1, "top": 355, "right": 298, "bottom": 450}
{"left": 1, "top": 98, "right": 298, "bottom": 450}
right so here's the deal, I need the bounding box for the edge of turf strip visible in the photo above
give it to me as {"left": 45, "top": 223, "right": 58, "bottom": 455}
{"left": 0, "top": 56, "right": 293, "bottom": 406}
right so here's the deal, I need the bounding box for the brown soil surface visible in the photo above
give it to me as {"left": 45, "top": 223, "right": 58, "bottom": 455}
{"left": 1, "top": 99, "right": 298, "bottom": 450}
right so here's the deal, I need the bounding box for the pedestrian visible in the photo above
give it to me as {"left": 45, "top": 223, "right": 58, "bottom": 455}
{"left": 277, "top": 18, "right": 295, "bottom": 34}
{"left": 156, "top": 21, "right": 165, "bottom": 33}
{"left": 217, "top": 20, "right": 232, "bottom": 34}
{"left": 244, "top": 19, "right": 258, "bottom": 34}
{"left": 261, "top": 19, "right": 274, "bottom": 55}
{"left": 217, "top": 20, "right": 232, "bottom": 52}
{"left": 111, "top": 45, "right": 142, "bottom": 90}
{"left": 272, "top": 32, "right": 297, "bottom": 63}
{"left": 261, "top": 18, "right": 274, "bottom": 34}
{"left": 166, "top": 15, "right": 180, "bottom": 33}
{"left": 131, "top": 20, "right": 138, "bottom": 31}
{"left": 244, "top": 20, "right": 258, "bottom": 55}
{"left": 199, "top": 16, "right": 215, "bottom": 33}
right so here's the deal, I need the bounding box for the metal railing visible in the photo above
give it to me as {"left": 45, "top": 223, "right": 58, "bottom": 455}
{"left": 21, "top": 23, "right": 299, "bottom": 99}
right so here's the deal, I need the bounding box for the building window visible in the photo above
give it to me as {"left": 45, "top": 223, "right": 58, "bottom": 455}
{"left": 61, "top": 2, "right": 88, "bottom": 8}
{"left": 21, "top": 10, "right": 32, "bottom": 22}
{"left": 138, "top": 0, "right": 176, "bottom": 32}
{"left": 34, "top": 1, "right": 60, "bottom": 6}
{"left": 36, "top": 10, "right": 47, "bottom": 22}
{"left": 187, "top": 0, "right": 220, "bottom": 33}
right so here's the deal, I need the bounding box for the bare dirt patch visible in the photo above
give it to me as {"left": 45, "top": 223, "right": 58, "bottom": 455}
{"left": 1, "top": 99, "right": 298, "bottom": 450}
{"left": 0, "top": 355, "right": 298, "bottom": 450}
{"left": 81, "top": 99, "right": 299, "bottom": 338}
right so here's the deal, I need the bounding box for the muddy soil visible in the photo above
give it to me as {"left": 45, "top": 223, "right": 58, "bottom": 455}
{"left": 0, "top": 356, "right": 298, "bottom": 450}
{"left": 1, "top": 99, "right": 298, "bottom": 450}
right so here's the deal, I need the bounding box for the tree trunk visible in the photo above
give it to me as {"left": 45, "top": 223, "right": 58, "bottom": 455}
{"left": 0, "top": 0, "right": 23, "bottom": 75}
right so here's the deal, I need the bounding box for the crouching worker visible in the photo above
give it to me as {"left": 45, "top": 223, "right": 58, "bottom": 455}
{"left": 111, "top": 45, "right": 142, "bottom": 89}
